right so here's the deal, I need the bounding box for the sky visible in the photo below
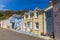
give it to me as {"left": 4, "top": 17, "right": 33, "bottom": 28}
{"left": 0, "top": 0, "right": 50, "bottom": 11}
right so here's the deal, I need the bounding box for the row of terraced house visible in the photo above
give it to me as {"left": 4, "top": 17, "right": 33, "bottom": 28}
{"left": 0, "top": 1, "right": 54, "bottom": 38}
{"left": 22, "top": 1, "right": 54, "bottom": 36}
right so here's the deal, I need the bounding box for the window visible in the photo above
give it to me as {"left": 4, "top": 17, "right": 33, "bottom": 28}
{"left": 25, "top": 23, "right": 26, "bottom": 27}
{"left": 27, "top": 22, "right": 30, "bottom": 28}
{"left": 26, "top": 15, "right": 28, "bottom": 18}
{"left": 30, "top": 14, "right": 32, "bottom": 19}
{"left": 35, "top": 22, "right": 39, "bottom": 29}
{"left": 24, "top": 16, "right": 26, "bottom": 20}
{"left": 46, "top": 11, "right": 52, "bottom": 18}
{"left": 36, "top": 12, "right": 39, "bottom": 18}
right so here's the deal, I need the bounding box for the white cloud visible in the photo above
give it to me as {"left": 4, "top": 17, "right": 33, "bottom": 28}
{"left": 0, "top": 4, "right": 9, "bottom": 10}
{"left": 0, "top": 0, "right": 11, "bottom": 2}
{"left": 0, "top": 0, "right": 12, "bottom": 4}
{"left": 0, "top": 5, "right": 6, "bottom": 8}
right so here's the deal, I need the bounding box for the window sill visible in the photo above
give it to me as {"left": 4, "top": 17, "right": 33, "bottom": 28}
{"left": 34, "top": 28, "right": 39, "bottom": 30}
{"left": 35, "top": 17, "right": 38, "bottom": 19}
{"left": 28, "top": 18, "right": 32, "bottom": 20}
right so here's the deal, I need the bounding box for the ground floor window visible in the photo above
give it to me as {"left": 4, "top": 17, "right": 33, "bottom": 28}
{"left": 27, "top": 22, "right": 30, "bottom": 28}
{"left": 25, "top": 23, "right": 26, "bottom": 27}
{"left": 35, "top": 22, "right": 39, "bottom": 29}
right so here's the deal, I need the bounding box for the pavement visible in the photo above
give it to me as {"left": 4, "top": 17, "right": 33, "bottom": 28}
{"left": 0, "top": 28, "right": 44, "bottom": 40}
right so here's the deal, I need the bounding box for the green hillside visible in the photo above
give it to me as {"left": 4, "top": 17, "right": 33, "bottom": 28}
{"left": 0, "top": 10, "right": 25, "bottom": 20}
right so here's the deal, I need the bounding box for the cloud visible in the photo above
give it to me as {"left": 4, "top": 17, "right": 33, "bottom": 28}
{"left": 0, "top": 0, "right": 11, "bottom": 2}
{"left": 0, "top": 5, "right": 6, "bottom": 8}
{"left": 0, "top": 4, "right": 9, "bottom": 10}
{"left": 0, "top": 0, "right": 12, "bottom": 4}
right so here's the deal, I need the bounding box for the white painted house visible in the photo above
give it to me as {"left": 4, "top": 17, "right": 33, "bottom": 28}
{"left": 0, "top": 16, "right": 13, "bottom": 29}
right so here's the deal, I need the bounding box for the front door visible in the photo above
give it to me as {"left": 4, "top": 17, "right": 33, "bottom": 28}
{"left": 27, "top": 22, "right": 31, "bottom": 32}
{"left": 12, "top": 22, "right": 15, "bottom": 29}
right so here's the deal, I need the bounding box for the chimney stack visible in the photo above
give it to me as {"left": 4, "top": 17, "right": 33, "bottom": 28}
{"left": 48, "top": 1, "right": 53, "bottom": 7}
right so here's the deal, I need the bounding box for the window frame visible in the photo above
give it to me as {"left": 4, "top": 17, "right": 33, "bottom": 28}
{"left": 27, "top": 22, "right": 30, "bottom": 28}
{"left": 35, "top": 22, "right": 39, "bottom": 30}
{"left": 25, "top": 23, "right": 26, "bottom": 27}
{"left": 30, "top": 14, "right": 32, "bottom": 19}
{"left": 36, "top": 12, "right": 39, "bottom": 18}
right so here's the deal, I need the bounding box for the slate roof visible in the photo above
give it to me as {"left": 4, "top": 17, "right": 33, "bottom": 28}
{"left": 24, "top": 10, "right": 34, "bottom": 15}
{"left": 24, "top": 8, "right": 42, "bottom": 15}
{"left": 13, "top": 14, "right": 22, "bottom": 18}
{"left": 44, "top": 6, "right": 53, "bottom": 11}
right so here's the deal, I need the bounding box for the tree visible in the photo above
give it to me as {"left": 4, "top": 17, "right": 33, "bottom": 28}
{"left": 16, "top": 10, "right": 25, "bottom": 15}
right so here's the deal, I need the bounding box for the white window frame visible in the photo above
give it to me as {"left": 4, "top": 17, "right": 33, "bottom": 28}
{"left": 25, "top": 23, "right": 26, "bottom": 27}
{"left": 30, "top": 14, "right": 32, "bottom": 19}
{"left": 24, "top": 15, "right": 26, "bottom": 20}
{"left": 35, "top": 22, "right": 39, "bottom": 30}
{"left": 27, "top": 22, "right": 30, "bottom": 28}
{"left": 35, "top": 12, "right": 39, "bottom": 18}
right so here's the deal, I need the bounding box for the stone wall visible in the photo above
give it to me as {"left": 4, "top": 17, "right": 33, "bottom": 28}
{"left": 53, "top": 1, "right": 60, "bottom": 40}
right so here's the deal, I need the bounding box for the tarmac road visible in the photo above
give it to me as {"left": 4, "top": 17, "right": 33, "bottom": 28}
{"left": 0, "top": 28, "right": 44, "bottom": 40}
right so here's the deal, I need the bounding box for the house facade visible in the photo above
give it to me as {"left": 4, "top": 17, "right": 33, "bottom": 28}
{"left": 23, "top": 10, "right": 33, "bottom": 32}
{"left": 10, "top": 14, "right": 23, "bottom": 31}
{"left": 44, "top": 6, "right": 54, "bottom": 35}
{"left": 0, "top": 14, "right": 23, "bottom": 31}
{"left": 0, "top": 16, "right": 12, "bottom": 29}
{"left": 23, "top": 5, "right": 53, "bottom": 35}
{"left": 32, "top": 8, "right": 46, "bottom": 35}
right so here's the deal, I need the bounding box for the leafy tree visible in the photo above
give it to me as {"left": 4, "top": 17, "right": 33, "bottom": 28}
{"left": 16, "top": 10, "right": 25, "bottom": 15}
{"left": 0, "top": 10, "right": 25, "bottom": 20}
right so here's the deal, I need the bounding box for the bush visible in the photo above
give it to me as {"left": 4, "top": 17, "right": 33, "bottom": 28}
{"left": 30, "top": 28, "right": 33, "bottom": 32}
{"left": 15, "top": 27, "right": 17, "bottom": 30}
{"left": 7, "top": 26, "right": 10, "bottom": 29}
{"left": 49, "top": 32, "right": 55, "bottom": 38}
{"left": 41, "top": 32, "right": 46, "bottom": 36}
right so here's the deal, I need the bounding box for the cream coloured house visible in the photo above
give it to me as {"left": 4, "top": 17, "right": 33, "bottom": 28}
{"left": 23, "top": 10, "right": 33, "bottom": 32}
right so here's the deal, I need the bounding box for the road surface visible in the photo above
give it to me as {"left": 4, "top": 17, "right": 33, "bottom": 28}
{"left": 0, "top": 28, "right": 44, "bottom": 40}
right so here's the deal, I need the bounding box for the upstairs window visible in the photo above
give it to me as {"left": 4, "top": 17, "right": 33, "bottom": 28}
{"left": 24, "top": 16, "right": 26, "bottom": 20}
{"left": 30, "top": 14, "right": 32, "bottom": 19}
{"left": 46, "top": 11, "right": 52, "bottom": 18}
{"left": 36, "top": 12, "right": 39, "bottom": 18}
{"left": 26, "top": 15, "right": 28, "bottom": 18}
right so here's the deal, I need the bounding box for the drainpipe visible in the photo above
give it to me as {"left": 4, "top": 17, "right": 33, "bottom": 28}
{"left": 31, "top": 14, "right": 33, "bottom": 33}
{"left": 42, "top": 10, "right": 46, "bottom": 33}
{"left": 42, "top": 11, "right": 44, "bottom": 34}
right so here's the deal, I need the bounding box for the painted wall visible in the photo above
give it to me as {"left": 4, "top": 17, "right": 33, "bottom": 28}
{"left": 33, "top": 10, "right": 44, "bottom": 35}
{"left": 23, "top": 11, "right": 33, "bottom": 32}
{"left": 0, "top": 16, "right": 12, "bottom": 29}
{"left": 23, "top": 9, "right": 47, "bottom": 35}
{"left": 46, "top": 9, "right": 54, "bottom": 35}
{"left": 11, "top": 15, "right": 23, "bottom": 30}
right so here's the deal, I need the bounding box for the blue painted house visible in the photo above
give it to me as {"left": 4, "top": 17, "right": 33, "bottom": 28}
{"left": 44, "top": 1, "right": 54, "bottom": 35}
{"left": 10, "top": 14, "right": 23, "bottom": 30}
